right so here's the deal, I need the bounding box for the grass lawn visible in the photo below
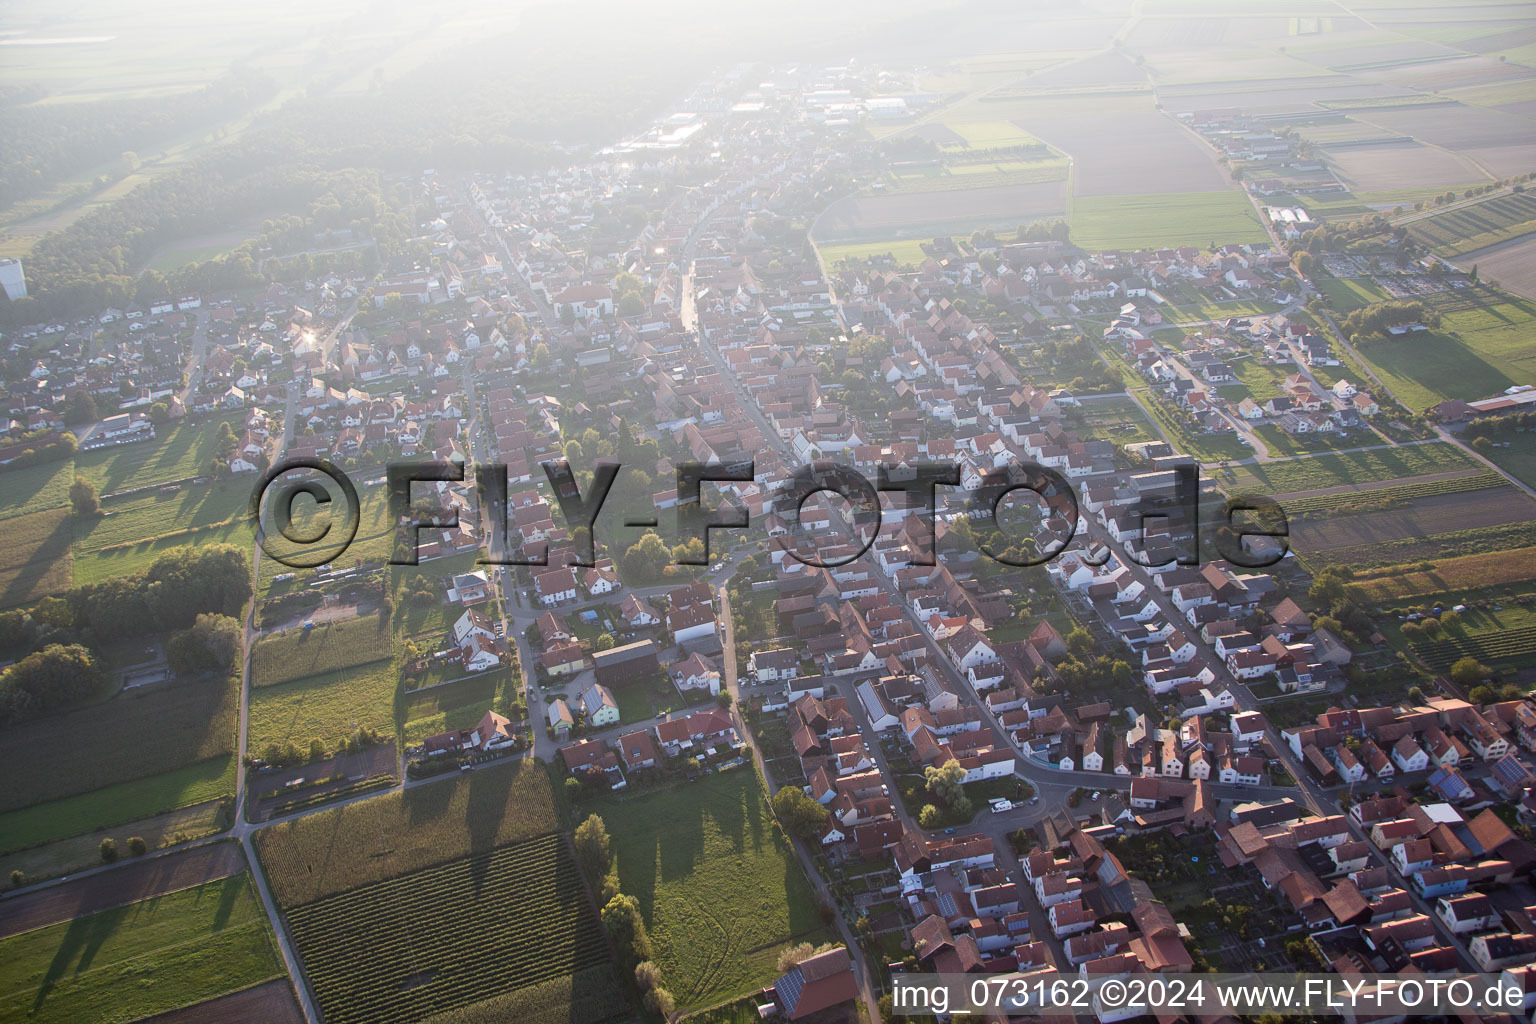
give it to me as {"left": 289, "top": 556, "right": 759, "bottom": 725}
{"left": 612, "top": 677, "right": 693, "bottom": 724}
{"left": 0, "top": 508, "right": 73, "bottom": 610}
{"left": 1352, "top": 294, "right": 1536, "bottom": 413}
{"left": 0, "top": 459, "right": 76, "bottom": 520}
{"left": 1482, "top": 433, "right": 1536, "bottom": 490}
{"left": 1253, "top": 424, "right": 1370, "bottom": 459}
{"left": 0, "top": 798, "right": 226, "bottom": 884}
{"left": 1162, "top": 298, "right": 1280, "bottom": 323}
{"left": 71, "top": 479, "right": 251, "bottom": 585}
{"left": 262, "top": 480, "right": 396, "bottom": 571}
{"left": 0, "top": 756, "right": 235, "bottom": 855}
{"left": 1231, "top": 358, "right": 1290, "bottom": 401}
{"left": 1224, "top": 441, "right": 1479, "bottom": 496}
{"left": 253, "top": 618, "right": 392, "bottom": 688}
{"left": 0, "top": 874, "right": 283, "bottom": 1024}
{"left": 74, "top": 414, "right": 246, "bottom": 493}
{"left": 1072, "top": 397, "right": 1161, "bottom": 446}
{"left": 1319, "top": 276, "right": 1392, "bottom": 312}
{"left": 591, "top": 770, "right": 829, "bottom": 1011}
{"left": 1071, "top": 191, "right": 1268, "bottom": 251}
{"left": 247, "top": 661, "right": 398, "bottom": 753}
{"left": 816, "top": 237, "right": 934, "bottom": 268}
{"left": 401, "top": 672, "right": 504, "bottom": 744}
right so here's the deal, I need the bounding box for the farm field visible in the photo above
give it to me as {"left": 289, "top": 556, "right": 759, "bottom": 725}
{"left": 74, "top": 415, "right": 246, "bottom": 493}
{"left": 1353, "top": 547, "right": 1536, "bottom": 602}
{"left": 253, "top": 619, "right": 392, "bottom": 688}
{"left": 943, "top": 120, "right": 1039, "bottom": 148}
{"left": 254, "top": 757, "right": 558, "bottom": 905}
{"left": 286, "top": 834, "right": 625, "bottom": 1024}
{"left": 0, "top": 842, "right": 247, "bottom": 941}
{"left": 593, "top": 770, "right": 829, "bottom": 1010}
{"left": 1304, "top": 518, "right": 1536, "bottom": 572}
{"left": 813, "top": 181, "right": 1067, "bottom": 244}
{"left": 1405, "top": 190, "right": 1536, "bottom": 258}
{"left": 0, "top": 755, "right": 235, "bottom": 855}
{"left": 71, "top": 480, "right": 252, "bottom": 585}
{"left": 1070, "top": 192, "right": 1268, "bottom": 251}
{"left": 1404, "top": 605, "right": 1536, "bottom": 673}
{"left": 1289, "top": 487, "right": 1536, "bottom": 554}
{"left": 0, "top": 459, "right": 76, "bottom": 520}
{"left": 877, "top": 157, "right": 1070, "bottom": 195}
{"left": 1351, "top": 293, "right": 1536, "bottom": 412}
{"left": 1004, "top": 96, "right": 1234, "bottom": 196}
{"left": 0, "top": 672, "right": 238, "bottom": 815}
{"left": 1326, "top": 141, "right": 1488, "bottom": 193}
{"left": 0, "top": 796, "right": 226, "bottom": 884}
{"left": 1277, "top": 471, "right": 1505, "bottom": 517}
{"left": 0, "top": 873, "right": 284, "bottom": 1024}
{"left": 132, "top": 981, "right": 303, "bottom": 1024}
{"left": 0, "top": 508, "right": 73, "bottom": 609}
{"left": 1223, "top": 441, "right": 1480, "bottom": 495}
{"left": 246, "top": 660, "right": 397, "bottom": 754}
{"left": 1454, "top": 232, "right": 1536, "bottom": 302}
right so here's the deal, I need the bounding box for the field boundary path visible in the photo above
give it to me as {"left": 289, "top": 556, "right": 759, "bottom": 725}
{"left": 1270, "top": 466, "right": 1487, "bottom": 501}
{"left": 0, "top": 840, "right": 246, "bottom": 939}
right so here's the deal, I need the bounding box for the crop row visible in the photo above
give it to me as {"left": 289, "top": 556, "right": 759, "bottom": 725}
{"left": 1413, "top": 624, "right": 1536, "bottom": 670}
{"left": 286, "top": 835, "right": 609, "bottom": 1024}
{"left": 1408, "top": 193, "right": 1536, "bottom": 257}
{"left": 1279, "top": 472, "right": 1505, "bottom": 516}
{"left": 290, "top": 840, "right": 573, "bottom": 932}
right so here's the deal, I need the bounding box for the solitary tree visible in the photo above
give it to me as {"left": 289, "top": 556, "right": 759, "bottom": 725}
{"left": 69, "top": 476, "right": 100, "bottom": 516}
{"left": 574, "top": 813, "right": 613, "bottom": 879}
{"left": 127, "top": 836, "right": 147, "bottom": 856}
{"left": 634, "top": 961, "right": 662, "bottom": 992}
{"left": 99, "top": 838, "right": 118, "bottom": 863}
{"left": 1451, "top": 656, "right": 1490, "bottom": 689}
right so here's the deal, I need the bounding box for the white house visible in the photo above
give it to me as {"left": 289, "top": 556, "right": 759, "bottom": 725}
{"left": 581, "top": 683, "right": 621, "bottom": 728}
{"left": 671, "top": 652, "right": 722, "bottom": 696}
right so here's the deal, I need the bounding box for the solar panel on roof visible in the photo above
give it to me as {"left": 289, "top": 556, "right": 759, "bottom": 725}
{"left": 776, "top": 967, "right": 806, "bottom": 1014}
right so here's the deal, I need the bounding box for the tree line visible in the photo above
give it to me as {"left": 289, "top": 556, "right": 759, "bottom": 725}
{"left": 573, "top": 813, "right": 677, "bottom": 1017}
{"left": 0, "top": 70, "right": 276, "bottom": 205}
{"left": 1339, "top": 299, "right": 1442, "bottom": 342}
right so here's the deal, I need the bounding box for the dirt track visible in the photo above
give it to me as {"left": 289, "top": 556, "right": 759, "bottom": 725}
{"left": 128, "top": 979, "right": 303, "bottom": 1024}
{"left": 0, "top": 841, "right": 245, "bottom": 939}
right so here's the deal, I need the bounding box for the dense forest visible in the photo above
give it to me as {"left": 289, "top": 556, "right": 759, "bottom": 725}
{"left": 0, "top": 69, "right": 277, "bottom": 205}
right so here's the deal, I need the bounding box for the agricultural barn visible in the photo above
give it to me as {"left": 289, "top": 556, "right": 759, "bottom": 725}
{"left": 593, "top": 639, "right": 661, "bottom": 686}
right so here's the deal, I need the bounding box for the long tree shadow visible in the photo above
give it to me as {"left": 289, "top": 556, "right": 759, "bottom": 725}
{"left": 0, "top": 515, "right": 72, "bottom": 609}
{"left": 463, "top": 762, "right": 514, "bottom": 892}
{"left": 32, "top": 904, "right": 126, "bottom": 1012}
